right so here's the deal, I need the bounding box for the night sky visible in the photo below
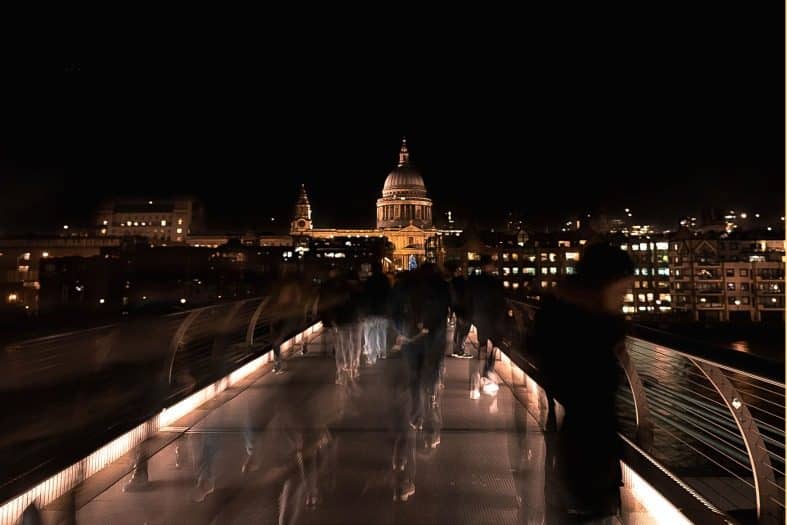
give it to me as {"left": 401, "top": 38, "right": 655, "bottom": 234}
{"left": 2, "top": 6, "right": 784, "bottom": 234}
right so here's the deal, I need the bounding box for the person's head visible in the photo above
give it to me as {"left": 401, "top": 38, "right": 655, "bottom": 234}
{"left": 479, "top": 254, "right": 495, "bottom": 273}
{"left": 575, "top": 243, "right": 635, "bottom": 313}
{"left": 370, "top": 260, "right": 383, "bottom": 275}
{"left": 444, "top": 259, "right": 461, "bottom": 277}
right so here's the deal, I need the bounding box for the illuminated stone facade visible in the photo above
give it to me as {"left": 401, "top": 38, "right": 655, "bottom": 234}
{"left": 290, "top": 138, "right": 437, "bottom": 271}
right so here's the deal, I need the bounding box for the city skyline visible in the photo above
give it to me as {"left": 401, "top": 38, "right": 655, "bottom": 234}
{"left": 1, "top": 6, "right": 784, "bottom": 233}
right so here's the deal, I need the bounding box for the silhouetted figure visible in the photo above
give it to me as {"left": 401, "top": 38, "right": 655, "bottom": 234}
{"left": 530, "top": 242, "right": 634, "bottom": 523}
{"left": 388, "top": 265, "right": 450, "bottom": 501}
{"left": 316, "top": 267, "right": 343, "bottom": 356}
{"left": 361, "top": 262, "right": 391, "bottom": 365}
{"left": 446, "top": 261, "right": 473, "bottom": 358}
{"left": 270, "top": 270, "right": 306, "bottom": 374}
{"left": 466, "top": 255, "right": 507, "bottom": 398}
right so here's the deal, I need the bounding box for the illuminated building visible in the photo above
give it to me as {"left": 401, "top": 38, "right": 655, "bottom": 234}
{"left": 290, "top": 138, "right": 438, "bottom": 271}
{"left": 0, "top": 237, "right": 122, "bottom": 315}
{"left": 96, "top": 198, "right": 203, "bottom": 244}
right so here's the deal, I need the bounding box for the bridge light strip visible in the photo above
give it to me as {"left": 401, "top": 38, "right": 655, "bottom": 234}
{"left": 0, "top": 322, "right": 322, "bottom": 525}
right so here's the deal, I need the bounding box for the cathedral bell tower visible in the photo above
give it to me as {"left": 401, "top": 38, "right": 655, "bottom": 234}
{"left": 290, "top": 183, "right": 313, "bottom": 234}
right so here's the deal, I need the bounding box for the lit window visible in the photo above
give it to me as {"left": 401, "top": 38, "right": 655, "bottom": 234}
{"left": 512, "top": 267, "right": 519, "bottom": 274}
{"left": 624, "top": 293, "right": 634, "bottom": 302}
{"left": 511, "top": 253, "right": 519, "bottom": 261}
{"left": 622, "top": 306, "right": 636, "bottom": 314}
{"left": 620, "top": 244, "right": 628, "bottom": 251}
{"left": 102, "top": 220, "right": 108, "bottom": 225}
{"left": 565, "top": 252, "right": 580, "bottom": 261}
{"left": 524, "top": 267, "right": 536, "bottom": 275}
{"left": 161, "top": 220, "right": 167, "bottom": 226}
{"left": 541, "top": 267, "right": 548, "bottom": 275}
{"left": 549, "top": 267, "right": 557, "bottom": 274}
{"left": 134, "top": 222, "right": 139, "bottom": 226}
{"left": 176, "top": 228, "right": 183, "bottom": 234}
{"left": 646, "top": 293, "right": 654, "bottom": 301}
{"left": 141, "top": 222, "right": 146, "bottom": 226}
{"left": 638, "top": 293, "right": 646, "bottom": 302}
{"left": 101, "top": 228, "right": 107, "bottom": 235}
{"left": 641, "top": 268, "right": 649, "bottom": 276}
{"left": 23, "top": 252, "right": 30, "bottom": 261}
{"left": 631, "top": 244, "right": 639, "bottom": 251}
{"left": 566, "top": 267, "right": 575, "bottom": 275}
{"left": 639, "top": 243, "right": 648, "bottom": 251}
{"left": 42, "top": 252, "right": 49, "bottom": 258}
{"left": 512, "top": 282, "right": 520, "bottom": 289}
{"left": 178, "top": 219, "right": 183, "bottom": 225}
{"left": 7, "top": 293, "right": 18, "bottom": 303}
{"left": 503, "top": 280, "right": 510, "bottom": 288}
{"left": 656, "top": 242, "right": 669, "bottom": 250}
{"left": 541, "top": 281, "right": 549, "bottom": 288}
{"left": 549, "top": 253, "right": 557, "bottom": 262}
{"left": 551, "top": 282, "right": 557, "bottom": 287}
{"left": 502, "top": 253, "right": 510, "bottom": 261}
{"left": 503, "top": 267, "right": 511, "bottom": 275}
{"left": 558, "top": 240, "right": 570, "bottom": 248}
{"left": 634, "top": 269, "right": 640, "bottom": 276}
{"left": 659, "top": 294, "right": 671, "bottom": 302}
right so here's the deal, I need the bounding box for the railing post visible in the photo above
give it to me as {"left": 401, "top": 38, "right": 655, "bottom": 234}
{"left": 691, "top": 359, "right": 780, "bottom": 525}
{"left": 246, "top": 297, "right": 271, "bottom": 347}
{"left": 167, "top": 309, "right": 203, "bottom": 386}
{"left": 619, "top": 342, "right": 654, "bottom": 452}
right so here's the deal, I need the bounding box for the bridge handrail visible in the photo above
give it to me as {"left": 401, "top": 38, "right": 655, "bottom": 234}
{"left": 506, "top": 298, "right": 785, "bottom": 525}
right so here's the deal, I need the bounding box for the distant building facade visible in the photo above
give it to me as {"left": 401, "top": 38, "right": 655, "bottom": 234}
{"left": 97, "top": 198, "right": 203, "bottom": 244}
{"left": 290, "top": 138, "right": 439, "bottom": 271}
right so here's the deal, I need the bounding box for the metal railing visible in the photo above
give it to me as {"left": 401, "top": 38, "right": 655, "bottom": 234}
{"left": 0, "top": 294, "right": 318, "bottom": 505}
{"left": 507, "top": 299, "right": 785, "bottom": 525}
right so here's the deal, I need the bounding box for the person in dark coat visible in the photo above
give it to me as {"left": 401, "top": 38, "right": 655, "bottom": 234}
{"left": 529, "top": 242, "right": 634, "bottom": 523}
{"left": 446, "top": 260, "right": 473, "bottom": 358}
{"left": 361, "top": 261, "right": 392, "bottom": 365}
{"left": 466, "top": 255, "right": 507, "bottom": 397}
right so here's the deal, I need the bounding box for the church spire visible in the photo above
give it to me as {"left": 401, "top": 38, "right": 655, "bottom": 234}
{"left": 398, "top": 137, "right": 410, "bottom": 167}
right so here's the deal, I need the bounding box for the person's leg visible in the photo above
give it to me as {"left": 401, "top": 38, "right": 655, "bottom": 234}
{"left": 453, "top": 315, "right": 471, "bottom": 356}
{"left": 362, "top": 317, "right": 374, "bottom": 364}
{"left": 469, "top": 327, "right": 486, "bottom": 398}
{"left": 335, "top": 326, "right": 347, "bottom": 384}
{"left": 484, "top": 342, "right": 497, "bottom": 378}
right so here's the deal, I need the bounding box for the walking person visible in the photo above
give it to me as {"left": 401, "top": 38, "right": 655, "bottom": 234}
{"left": 530, "top": 243, "right": 634, "bottom": 524}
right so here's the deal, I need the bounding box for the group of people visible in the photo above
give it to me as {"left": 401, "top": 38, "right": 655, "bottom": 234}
{"left": 105, "top": 242, "right": 634, "bottom": 524}
{"left": 307, "top": 243, "right": 635, "bottom": 523}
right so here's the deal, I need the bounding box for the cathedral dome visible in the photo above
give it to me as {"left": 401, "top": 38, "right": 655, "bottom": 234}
{"left": 381, "top": 138, "right": 427, "bottom": 198}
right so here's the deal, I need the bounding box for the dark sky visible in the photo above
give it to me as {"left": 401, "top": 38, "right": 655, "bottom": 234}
{"left": 1, "top": 6, "right": 784, "bottom": 234}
